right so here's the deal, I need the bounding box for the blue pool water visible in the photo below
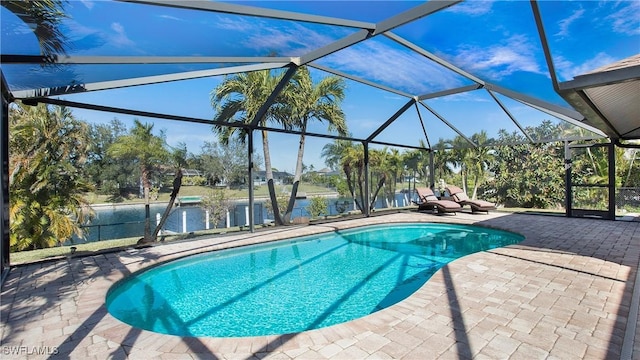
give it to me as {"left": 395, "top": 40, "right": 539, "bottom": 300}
{"left": 106, "top": 223, "right": 523, "bottom": 337}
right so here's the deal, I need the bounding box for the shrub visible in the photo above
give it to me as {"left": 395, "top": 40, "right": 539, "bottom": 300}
{"left": 307, "top": 196, "right": 329, "bottom": 218}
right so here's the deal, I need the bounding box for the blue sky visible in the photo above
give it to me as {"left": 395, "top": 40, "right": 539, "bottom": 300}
{"left": 2, "top": 0, "right": 639, "bottom": 172}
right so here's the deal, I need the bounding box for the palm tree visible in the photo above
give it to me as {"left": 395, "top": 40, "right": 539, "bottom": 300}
{"left": 466, "top": 131, "right": 494, "bottom": 199}
{"left": 403, "top": 140, "right": 432, "bottom": 190}
{"left": 9, "top": 102, "right": 93, "bottom": 250}
{"left": 108, "top": 120, "right": 169, "bottom": 241}
{"left": 281, "top": 67, "right": 347, "bottom": 223}
{"left": 211, "top": 69, "right": 293, "bottom": 225}
{"left": 340, "top": 143, "right": 366, "bottom": 212}
{"left": 150, "top": 143, "right": 188, "bottom": 243}
{"left": 2, "top": 0, "right": 68, "bottom": 59}
{"left": 376, "top": 148, "right": 403, "bottom": 207}
{"left": 322, "top": 139, "right": 354, "bottom": 171}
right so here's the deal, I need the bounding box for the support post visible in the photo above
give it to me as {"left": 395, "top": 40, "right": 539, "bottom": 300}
{"left": 364, "top": 141, "right": 370, "bottom": 217}
{"left": 608, "top": 141, "right": 616, "bottom": 220}
{"left": 429, "top": 150, "right": 435, "bottom": 189}
{"left": 1, "top": 74, "right": 10, "bottom": 282}
{"left": 247, "top": 128, "right": 255, "bottom": 232}
{"left": 564, "top": 141, "right": 572, "bottom": 217}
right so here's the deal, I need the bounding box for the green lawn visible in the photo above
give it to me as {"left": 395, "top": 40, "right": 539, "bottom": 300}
{"left": 9, "top": 225, "right": 254, "bottom": 265}
{"left": 85, "top": 183, "right": 339, "bottom": 205}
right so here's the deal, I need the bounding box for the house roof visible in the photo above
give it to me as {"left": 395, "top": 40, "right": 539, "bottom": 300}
{"left": 557, "top": 54, "right": 640, "bottom": 140}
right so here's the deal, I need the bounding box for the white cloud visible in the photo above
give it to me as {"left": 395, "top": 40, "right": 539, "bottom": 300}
{"left": 605, "top": 1, "right": 640, "bottom": 35}
{"left": 158, "top": 15, "right": 183, "bottom": 22}
{"left": 244, "top": 23, "right": 334, "bottom": 54}
{"left": 321, "top": 40, "right": 465, "bottom": 95}
{"left": 110, "top": 22, "right": 135, "bottom": 48}
{"left": 452, "top": 34, "right": 544, "bottom": 80}
{"left": 79, "top": 0, "right": 94, "bottom": 10}
{"left": 212, "top": 16, "right": 349, "bottom": 56}
{"left": 434, "top": 91, "right": 491, "bottom": 103}
{"left": 555, "top": 8, "right": 585, "bottom": 38}
{"left": 446, "top": 0, "right": 494, "bottom": 16}
{"left": 215, "top": 16, "right": 255, "bottom": 32}
{"left": 554, "top": 52, "right": 617, "bottom": 81}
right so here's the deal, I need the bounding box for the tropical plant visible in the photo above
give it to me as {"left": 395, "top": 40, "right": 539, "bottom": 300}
{"left": 86, "top": 119, "right": 135, "bottom": 199}
{"left": 339, "top": 142, "right": 385, "bottom": 213}
{"left": 9, "top": 102, "right": 93, "bottom": 250}
{"left": 199, "top": 138, "right": 260, "bottom": 189}
{"left": 466, "top": 131, "right": 495, "bottom": 199}
{"left": 2, "top": 0, "right": 68, "bottom": 59}
{"left": 403, "top": 140, "right": 433, "bottom": 188}
{"left": 322, "top": 139, "right": 354, "bottom": 171}
{"left": 490, "top": 127, "right": 564, "bottom": 208}
{"left": 211, "top": 69, "right": 291, "bottom": 225}
{"left": 264, "top": 193, "right": 289, "bottom": 220}
{"left": 149, "top": 142, "right": 189, "bottom": 243}
{"left": 432, "top": 138, "right": 455, "bottom": 186}
{"left": 306, "top": 196, "right": 329, "bottom": 218}
{"left": 280, "top": 67, "right": 347, "bottom": 223}
{"left": 380, "top": 148, "right": 403, "bottom": 207}
{"left": 201, "top": 188, "right": 233, "bottom": 229}
{"left": 107, "top": 120, "right": 169, "bottom": 241}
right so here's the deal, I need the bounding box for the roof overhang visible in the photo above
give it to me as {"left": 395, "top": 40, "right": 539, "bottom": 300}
{"left": 557, "top": 54, "right": 640, "bottom": 140}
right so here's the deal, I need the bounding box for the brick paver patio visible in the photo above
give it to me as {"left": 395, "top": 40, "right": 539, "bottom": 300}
{"left": 1, "top": 211, "right": 639, "bottom": 359}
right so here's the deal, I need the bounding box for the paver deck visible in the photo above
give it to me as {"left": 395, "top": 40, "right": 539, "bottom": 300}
{"left": 1, "top": 211, "right": 639, "bottom": 359}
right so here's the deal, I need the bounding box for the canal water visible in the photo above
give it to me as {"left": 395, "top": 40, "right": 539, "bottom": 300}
{"left": 75, "top": 193, "right": 414, "bottom": 244}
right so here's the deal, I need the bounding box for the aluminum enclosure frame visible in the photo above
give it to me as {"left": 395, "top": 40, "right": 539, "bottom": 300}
{"left": 0, "top": 0, "right": 630, "bottom": 273}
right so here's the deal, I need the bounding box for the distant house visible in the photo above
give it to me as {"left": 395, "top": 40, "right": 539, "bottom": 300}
{"left": 181, "top": 169, "right": 202, "bottom": 178}
{"left": 253, "top": 171, "right": 293, "bottom": 186}
{"left": 316, "top": 167, "right": 342, "bottom": 177}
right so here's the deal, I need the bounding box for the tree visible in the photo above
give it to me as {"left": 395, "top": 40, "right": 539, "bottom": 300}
{"left": 9, "top": 102, "right": 93, "bottom": 250}
{"left": 380, "top": 148, "right": 403, "bottom": 207}
{"left": 201, "top": 188, "right": 233, "bottom": 229}
{"left": 339, "top": 142, "right": 385, "bottom": 213}
{"left": 322, "top": 139, "right": 354, "bottom": 171}
{"left": 281, "top": 67, "right": 348, "bottom": 223}
{"left": 403, "top": 140, "right": 432, "bottom": 189}
{"left": 86, "top": 118, "right": 135, "bottom": 200}
{"left": 211, "top": 69, "right": 291, "bottom": 225}
{"left": 108, "top": 120, "right": 169, "bottom": 241}
{"left": 199, "top": 138, "right": 261, "bottom": 188}
{"left": 432, "top": 139, "right": 455, "bottom": 187}
{"left": 466, "top": 131, "right": 495, "bottom": 199}
{"left": 490, "top": 126, "right": 564, "bottom": 208}
{"left": 306, "top": 196, "right": 329, "bottom": 219}
{"left": 2, "top": 0, "right": 68, "bottom": 59}
{"left": 149, "top": 143, "right": 189, "bottom": 243}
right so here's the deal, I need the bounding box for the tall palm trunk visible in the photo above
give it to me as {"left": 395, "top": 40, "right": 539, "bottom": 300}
{"left": 146, "top": 169, "right": 182, "bottom": 244}
{"left": 262, "top": 130, "right": 284, "bottom": 225}
{"left": 343, "top": 164, "right": 363, "bottom": 211}
{"left": 356, "top": 161, "right": 365, "bottom": 210}
{"left": 283, "top": 119, "right": 307, "bottom": 223}
{"left": 370, "top": 176, "right": 386, "bottom": 210}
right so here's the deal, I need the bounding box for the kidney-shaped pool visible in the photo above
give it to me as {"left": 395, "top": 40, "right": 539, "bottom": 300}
{"left": 106, "top": 223, "right": 523, "bottom": 337}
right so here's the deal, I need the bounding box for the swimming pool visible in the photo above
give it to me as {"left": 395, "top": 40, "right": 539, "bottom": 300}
{"left": 106, "top": 223, "right": 523, "bottom": 337}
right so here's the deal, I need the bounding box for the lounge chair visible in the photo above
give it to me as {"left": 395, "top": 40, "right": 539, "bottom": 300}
{"left": 413, "top": 187, "right": 462, "bottom": 214}
{"left": 445, "top": 185, "right": 496, "bottom": 213}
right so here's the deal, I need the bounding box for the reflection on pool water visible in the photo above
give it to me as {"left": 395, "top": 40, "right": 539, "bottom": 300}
{"left": 106, "top": 223, "right": 523, "bottom": 337}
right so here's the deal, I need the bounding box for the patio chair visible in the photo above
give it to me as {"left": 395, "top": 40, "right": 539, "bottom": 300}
{"left": 445, "top": 185, "right": 496, "bottom": 213}
{"left": 413, "top": 187, "right": 462, "bottom": 214}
